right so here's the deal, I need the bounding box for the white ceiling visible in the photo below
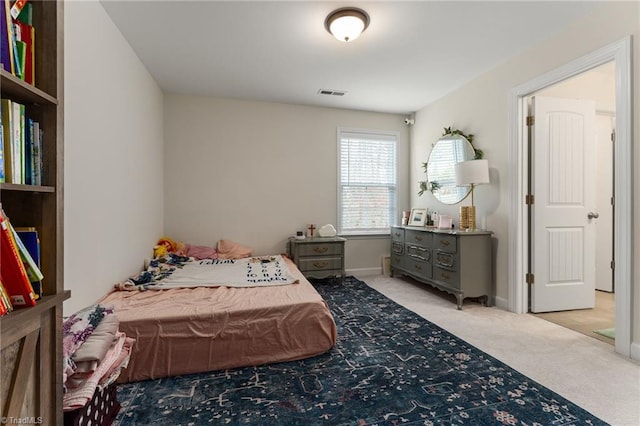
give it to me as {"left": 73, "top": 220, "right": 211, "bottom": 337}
{"left": 100, "top": 1, "right": 602, "bottom": 114}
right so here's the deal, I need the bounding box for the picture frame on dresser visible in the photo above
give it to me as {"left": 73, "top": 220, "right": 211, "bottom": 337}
{"left": 408, "top": 208, "right": 427, "bottom": 226}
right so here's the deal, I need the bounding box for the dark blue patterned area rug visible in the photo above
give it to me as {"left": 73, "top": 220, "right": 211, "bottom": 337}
{"left": 114, "top": 276, "right": 607, "bottom": 425}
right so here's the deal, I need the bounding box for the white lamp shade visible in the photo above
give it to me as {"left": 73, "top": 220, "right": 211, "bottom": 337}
{"left": 455, "top": 159, "right": 490, "bottom": 186}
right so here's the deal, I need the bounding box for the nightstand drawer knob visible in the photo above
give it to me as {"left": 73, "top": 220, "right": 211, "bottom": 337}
{"left": 440, "top": 240, "right": 450, "bottom": 246}
{"left": 313, "top": 246, "right": 329, "bottom": 254}
{"left": 313, "top": 261, "right": 329, "bottom": 268}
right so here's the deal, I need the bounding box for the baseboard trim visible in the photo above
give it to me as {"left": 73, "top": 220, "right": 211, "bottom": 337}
{"left": 630, "top": 341, "right": 640, "bottom": 362}
{"left": 493, "top": 296, "right": 509, "bottom": 311}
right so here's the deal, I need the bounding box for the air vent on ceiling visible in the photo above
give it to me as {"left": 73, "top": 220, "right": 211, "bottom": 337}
{"left": 318, "top": 89, "right": 347, "bottom": 96}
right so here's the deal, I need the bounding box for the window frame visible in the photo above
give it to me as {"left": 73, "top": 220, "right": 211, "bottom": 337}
{"left": 336, "top": 127, "right": 399, "bottom": 237}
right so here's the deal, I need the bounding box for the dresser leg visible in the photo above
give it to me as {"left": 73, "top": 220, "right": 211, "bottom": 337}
{"left": 456, "top": 295, "right": 463, "bottom": 310}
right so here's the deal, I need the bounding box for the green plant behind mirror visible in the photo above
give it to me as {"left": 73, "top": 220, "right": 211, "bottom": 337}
{"left": 418, "top": 179, "right": 441, "bottom": 196}
{"left": 418, "top": 127, "right": 483, "bottom": 202}
{"left": 441, "top": 127, "right": 483, "bottom": 160}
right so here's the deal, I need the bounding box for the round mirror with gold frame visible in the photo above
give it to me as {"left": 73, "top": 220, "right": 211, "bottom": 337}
{"left": 422, "top": 134, "right": 477, "bottom": 204}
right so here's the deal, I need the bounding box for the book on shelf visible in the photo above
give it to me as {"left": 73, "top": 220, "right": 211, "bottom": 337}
{"left": 14, "top": 36, "right": 24, "bottom": 80}
{"left": 0, "top": 0, "right": 34, "bottom": 83}
{"left": 9, "top": 0, "right": 26, "bottom": 20}
{"left": 15, "top": 226, "right": 41, "bottom": 299}
{"left": 32, "top": 119, "right": 40, "bottom": 185}
{"left": 0, "top": 207, "right": 36, "bottom": 307}
{"left": 0, "top": 0, "right": 13, "bottom": 74}
{"left": 8, "top": 3, "right": 20, "bottom": 79}
{"left": 0, "top": 279, "right": 13, "bottom": 315}
{"left": 14, "top": 11, "right": 32, "bottom": 84}
{"left": 10, "top": 100, "right": 22, "bottom": 183}
{"left": 0, "top": 106, "right": 4, "bottom": 183}
{"left": 11, "top": 223, "right": 42, "bottom": 292}
{"left": 16, "top": 0, "right": 30, "bottom": 24}
{"left": 0, "top": 98, "right": 41, "bottom": 185}
{"left": 23, "top": 116, "right": 31, "bottom": 184}
{"left": 17, "top": 100, "right": 24, "bottom": 180}
{"left": 1, "top": 98, "right": 13, "bottom": 183}
{"left": 0, "top": 279, "right": 14, "bottom": 316}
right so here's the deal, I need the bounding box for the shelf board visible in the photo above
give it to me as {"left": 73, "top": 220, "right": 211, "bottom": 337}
{"left": 0, "top": 290, "right": 71, "bottom": 349}
{"left": 0, "top": 69, "right": 58, "bottom": 105}
{"left": 0, "top": 183, "right": 55, "bottom": 193}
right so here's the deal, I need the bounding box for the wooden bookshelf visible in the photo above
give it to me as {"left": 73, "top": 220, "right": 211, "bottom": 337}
{"left": 0, "top": 1, "right": 67, "bottom": 424}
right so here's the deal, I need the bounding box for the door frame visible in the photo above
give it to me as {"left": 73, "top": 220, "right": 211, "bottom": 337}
{"left": 507, "top": 37, "right": 633, "bottom": 358}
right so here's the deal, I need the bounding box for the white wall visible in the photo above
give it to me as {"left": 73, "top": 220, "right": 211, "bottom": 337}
{"left": 537, "top": 62, "right": 615, "bottom": 112}
{"left": 163, "top": 95, "right": 410, "bottom": 273}
{"left": 64, "top": 0, "right": 164, "bottom": 315}
{"left": 410, "top": 1, "right": 638, "bottom": 339}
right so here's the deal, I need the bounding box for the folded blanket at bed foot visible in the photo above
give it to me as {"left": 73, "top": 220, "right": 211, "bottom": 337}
{"left": 62, "top": 303, "right": 136, "bottom": 412}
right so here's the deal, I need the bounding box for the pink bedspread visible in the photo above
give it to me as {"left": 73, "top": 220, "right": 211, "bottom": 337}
{"left": 99, "top": 258, "right": 336, "bottom": 383}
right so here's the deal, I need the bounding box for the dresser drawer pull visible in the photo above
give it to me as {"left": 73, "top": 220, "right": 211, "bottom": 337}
{"left": 313, "top": 246, "right": 329, "bottom": 254}
{"left": 440, "top": 272, "right": 451, "bottom": 281}
{"left": 394, "top": 232, "right": 402, "bottom": 238}
{"left": 436, "top": 252, "right": 454, "bottom": 268}
{"left": 413, "top": 264, "right": 422, "bottom": 271}
{"left": 440, "top": 240, "right": 450, "bottom": 247}
{"left": 413, "top": 235, "right": 423, "bottom": 241}
{"left": 409, "top": 254, "right": 428, "bottom": 262}
{"left": 313, "top": 261, "right": 329, "bottom": 269}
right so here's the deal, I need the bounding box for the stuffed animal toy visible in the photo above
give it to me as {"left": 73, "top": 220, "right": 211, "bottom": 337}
{"left": 153, "top": 237, "right": 186, "bottom": 258}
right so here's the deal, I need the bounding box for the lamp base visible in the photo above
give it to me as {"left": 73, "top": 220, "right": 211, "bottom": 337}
{"left": 459, "top": 206, "right": 469, "bottom": 230}
{"left": 459, "top": 206, "right": 476, "bottom": 230}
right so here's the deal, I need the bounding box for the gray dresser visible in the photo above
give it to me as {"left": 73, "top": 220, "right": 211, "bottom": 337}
{"left": 390, "top": 226, "right": 492, "bottom": 309}
{"left": 288, "top": 237, "right": 346, "bottom": 280}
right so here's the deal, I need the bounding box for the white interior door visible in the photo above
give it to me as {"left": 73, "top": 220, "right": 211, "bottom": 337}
{"left": 595, "top": 114, "right": 614, "bottom": 292}
{"left": 531, "top": 96, "right": 597, "bottom": 313}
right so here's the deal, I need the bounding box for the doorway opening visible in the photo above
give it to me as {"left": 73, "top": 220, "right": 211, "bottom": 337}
{"left": 526, "top": 62, "right": 616, "bottom": 345}
{"left": 534, "top": 291, "right": 615, "bottom": 344}
{"left": 507, "top": 37, "right": 633, "bottom": 359}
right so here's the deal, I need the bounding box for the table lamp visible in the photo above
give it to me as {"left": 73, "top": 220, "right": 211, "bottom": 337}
{"left": 455, "top": 159, "right": 490, "bottom": 230}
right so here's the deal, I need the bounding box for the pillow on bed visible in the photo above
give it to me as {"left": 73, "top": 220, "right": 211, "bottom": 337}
{"left": 185, "top": 244, "right": 218, "bottom": 260}
{"left": 217, "top": 239, "right": 253, "bottom": 259}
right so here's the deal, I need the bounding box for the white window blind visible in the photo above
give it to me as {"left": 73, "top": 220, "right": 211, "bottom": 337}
{"left": 338, "top": 129, "right": 397, "bottom": 235}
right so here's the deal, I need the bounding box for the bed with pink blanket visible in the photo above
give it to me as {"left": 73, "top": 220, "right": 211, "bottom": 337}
{"left": 99, "top": 255, "right": 337, "bottom": 383}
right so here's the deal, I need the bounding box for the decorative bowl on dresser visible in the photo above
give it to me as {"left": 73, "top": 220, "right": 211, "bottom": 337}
{"left": 287, "top": 236, "right": 346, "bottom": 281}
{"left": 390, "top": 226, "right": 492, "bottom": 309}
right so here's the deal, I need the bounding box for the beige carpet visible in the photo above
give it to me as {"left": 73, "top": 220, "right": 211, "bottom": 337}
{"left": 534, "top": 290, "right": 616, "bottom": 345}
{"left": 360, "top": 274, "right": 640, "bottom": 426}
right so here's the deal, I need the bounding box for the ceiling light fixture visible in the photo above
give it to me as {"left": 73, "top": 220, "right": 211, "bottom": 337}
{"left": 325, "top": 7, "right": 370, "bottom": 43}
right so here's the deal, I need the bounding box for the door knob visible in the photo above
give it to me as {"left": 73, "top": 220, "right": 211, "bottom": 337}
{"left": 588, "top": 212, "right": 599, "bottom": 219}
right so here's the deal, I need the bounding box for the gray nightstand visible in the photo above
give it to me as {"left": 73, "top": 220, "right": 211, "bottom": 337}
{"left": 287, "top": 236, "right": 346, "bottom": 280}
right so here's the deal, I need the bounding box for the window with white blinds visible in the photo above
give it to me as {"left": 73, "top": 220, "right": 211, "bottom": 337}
{"left": 338, "top": 129, "right": 398, "bottom": 235}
